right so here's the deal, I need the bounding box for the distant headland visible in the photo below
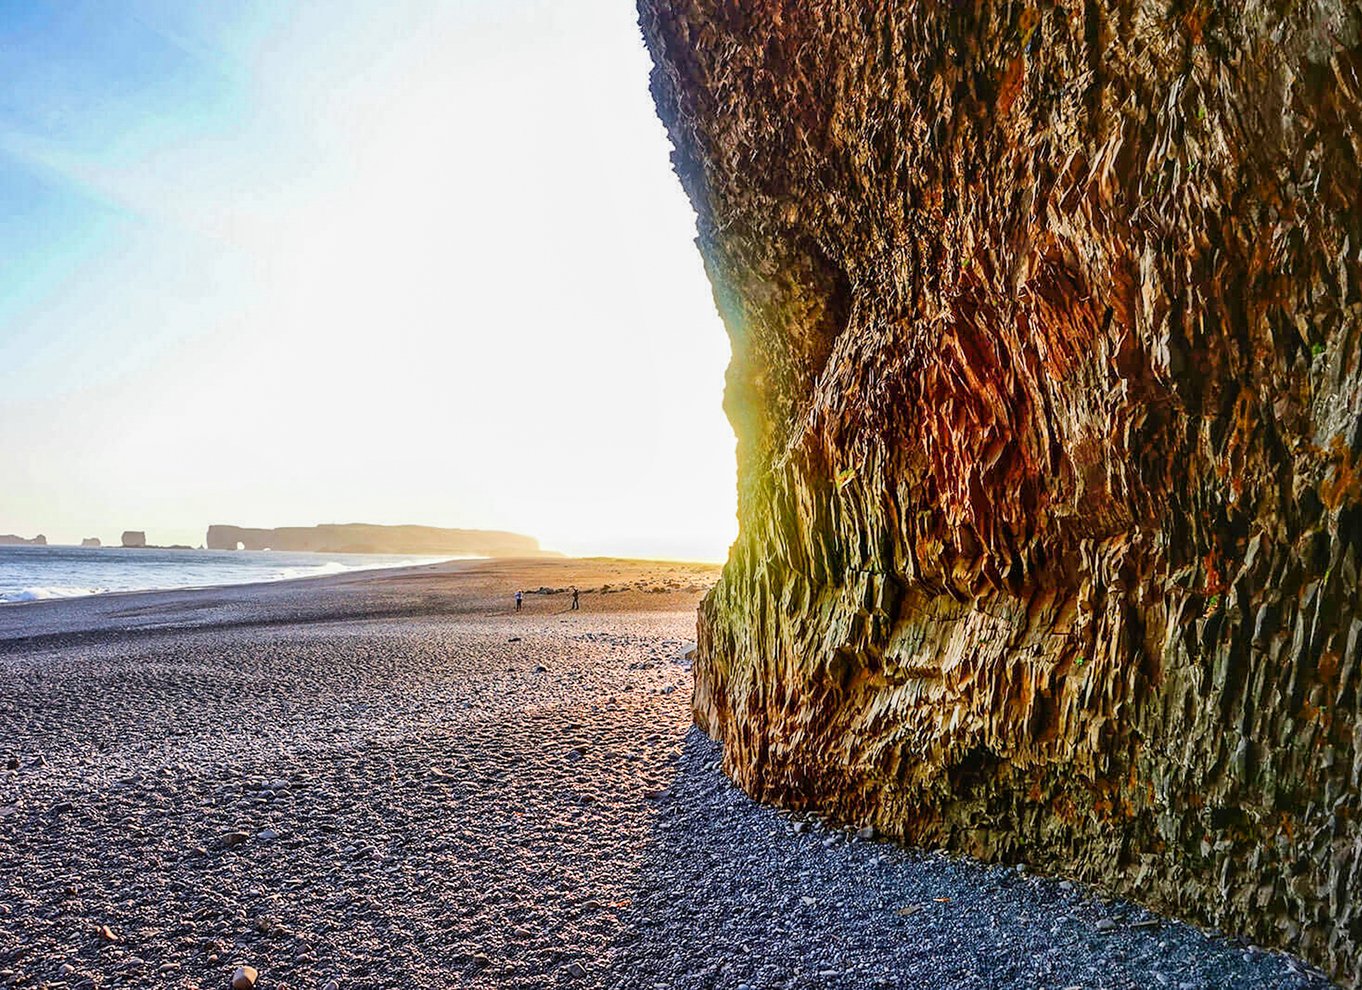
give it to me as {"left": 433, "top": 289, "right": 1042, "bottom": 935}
{"left": 205, "top": 523, "right": 548, "bottom": 557}
{"left": 0, "top": 534, "right": 46, "bottom": 546}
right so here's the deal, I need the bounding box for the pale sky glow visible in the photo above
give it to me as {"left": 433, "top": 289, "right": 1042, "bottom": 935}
{"left": 0, "top": 1, "right": 737, "bottom": 561}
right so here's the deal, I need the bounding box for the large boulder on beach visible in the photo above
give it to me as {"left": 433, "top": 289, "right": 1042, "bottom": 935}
{"left": 639, "top": 1, "right": 1362, "bottom": 983}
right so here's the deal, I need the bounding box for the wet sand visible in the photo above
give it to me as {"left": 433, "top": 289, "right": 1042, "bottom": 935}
{"left": 0, "top": 559, "right": 1334, "bottom": 989}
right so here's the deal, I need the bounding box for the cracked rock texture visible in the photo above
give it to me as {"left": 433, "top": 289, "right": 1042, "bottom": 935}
{"left": 639, "top": 0, "right": 1362, "bottom": 983}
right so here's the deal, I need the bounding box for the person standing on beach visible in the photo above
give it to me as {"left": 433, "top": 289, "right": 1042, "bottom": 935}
{"left": 515, "top": 590, "right": 523, "bottom": 612}
{"left": 571, "top": 587, "right": 579, "bottom": 610}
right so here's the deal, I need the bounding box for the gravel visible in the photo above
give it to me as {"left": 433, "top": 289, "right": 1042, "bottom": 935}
{"left": 614, "top": 730, "right": 1336, "bottom": 989}
{"left": 0, "top": 560, "right": 1337, "bottom": 989}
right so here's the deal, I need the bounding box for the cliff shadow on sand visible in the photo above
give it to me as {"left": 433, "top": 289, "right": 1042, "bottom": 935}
{"left": 609, "top": 727, "right": 1329, "bottom": 989}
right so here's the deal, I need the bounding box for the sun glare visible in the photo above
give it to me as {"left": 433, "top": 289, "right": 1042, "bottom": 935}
{"left": 0, "top": 1, "right": 736, "bottom": 562}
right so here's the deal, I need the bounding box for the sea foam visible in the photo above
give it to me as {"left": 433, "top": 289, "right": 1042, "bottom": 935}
{"left": 2, "top": 585, "right": 106, "bottom": 603}
{"left": 0, "top": 546, "right": 461, "bottom": 605}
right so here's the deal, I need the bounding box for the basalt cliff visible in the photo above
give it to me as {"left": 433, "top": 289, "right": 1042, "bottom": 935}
{"left": 640, "top": 0, "right": 1362, "bottom": 981}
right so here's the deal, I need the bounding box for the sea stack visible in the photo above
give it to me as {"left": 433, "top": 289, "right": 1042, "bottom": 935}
{"left": 121, "top": 531, "right": 147, "bottom": 549}
{"left": 0, "top": 534, "right": 47, "bottom": 546}
{"left": 81, "top": 537, "right": 101, "bottom": 548}
{"left": 640, "top": 2, "right": 1362, "bottom": 982}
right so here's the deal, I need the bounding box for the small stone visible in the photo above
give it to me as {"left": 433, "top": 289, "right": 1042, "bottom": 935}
{"left": 821, "top": 836, "right": 838, "bottom": 848}
{"left": 534, "top": 664, "right": 547, "bottom": 673}
{"left": 323, "top": 982, "right": 340, "bottom": 990}
{"left": 265, "top": 779, "right": 289, "bottom": 792}
{"left": 97, "top": 924, "right": 120, "bottom": 943}
{"left": 231, "top": 964, "right": 258, "bottom": 989}
{"left": 1096, "top": 917, "right": 1118, "bottom": 932}
{"left": 565, "top": 961, "right": 587, "bottom": 979}
{"left": 257, "top": 828, "right": 280, "bottom": 842}
{"left": 221, "top": 830, "right": 251, "bottom": 848}
{"left": 58, "top": 963, "right": 76, "bottom": 975}
{"left": 856, "top": 825, "right": 875, "bottom": 841}
{"left": 792, "top": 821, "right": 807, "bottom": 833}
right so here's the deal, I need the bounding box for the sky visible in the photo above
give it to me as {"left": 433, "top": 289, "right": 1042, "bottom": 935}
{"left": 0, "top": 0, "right": 737, "bottom": 561}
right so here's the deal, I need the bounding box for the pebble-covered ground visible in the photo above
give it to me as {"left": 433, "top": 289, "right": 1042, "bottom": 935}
{"left": 0, "top": 559, "right": 1338, "bottom": 989}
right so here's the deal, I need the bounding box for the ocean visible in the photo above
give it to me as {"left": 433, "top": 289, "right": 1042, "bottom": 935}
{"left": 0, "top": 544, "right": 460, "bottom": 604}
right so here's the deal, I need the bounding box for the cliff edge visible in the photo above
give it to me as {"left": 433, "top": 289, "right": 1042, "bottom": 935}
{"left": 640, "top": 1, "right": 1362, "bottom": 981}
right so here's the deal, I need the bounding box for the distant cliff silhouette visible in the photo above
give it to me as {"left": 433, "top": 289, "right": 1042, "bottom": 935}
{"left": 0, "top": 534, "right": 46, "bottom": 546}
{"left": 206, "top": 523, "right": 545, "bottom": 557}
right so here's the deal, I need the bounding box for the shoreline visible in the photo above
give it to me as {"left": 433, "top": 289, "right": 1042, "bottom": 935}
{"left": 0, "top": 551, "right": 723, "bottom": 613}
{"left": 0, "top": 552, "right": 484, "bottom": 611}
{"left": 0, "top": 556, "right": 718, "bottom": 644}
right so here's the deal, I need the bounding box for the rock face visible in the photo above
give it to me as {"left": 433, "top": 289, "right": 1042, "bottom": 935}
{"left": 0, "top": 534, "right": 46, "bottom": 546}
{"left": 120, "top": 531, "right": 147, "bottom": 548}
{"left": 205, "top": 523, "right": 544, "bottom": 557}
{"left": 639, "top": 1, "right": 1362, "bottom": 982}
{"left": 81, "top": 538, "right": 101, "bottom": 548}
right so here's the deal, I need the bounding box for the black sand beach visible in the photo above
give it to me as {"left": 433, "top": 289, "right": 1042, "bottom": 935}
{"left": 0, "top": 560, "right": 1336, "bottom": 989}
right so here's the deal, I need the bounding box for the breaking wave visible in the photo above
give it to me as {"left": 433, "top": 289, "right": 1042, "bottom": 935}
{"left": 0, "top": 547, "right": 466, "bottom": 605}
{"left": 275, "top": 560, "right": 351, "bottom": 581}
{"left": 2, "top": 585, "right": 106, "bottom": 603}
